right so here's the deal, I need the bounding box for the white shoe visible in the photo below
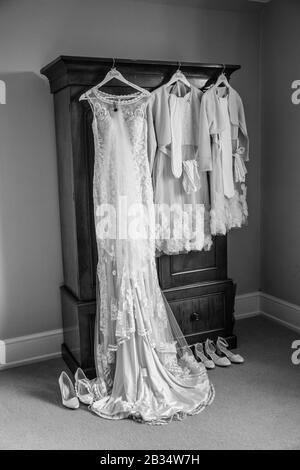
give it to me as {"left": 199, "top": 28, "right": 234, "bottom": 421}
{"left": 205, "top": 339, "right": 231, "bottom": 367}
{"left": 216, "top": 337, "right": 244, "bottom": 364}
{"left": 58, "top": 371, "right": 80, "bottom": 409}
{"left": 74, "top": 368, "right": 94, "bottom": 405}
{"left": 194, "top": 343, "right": 215, "bottom": 370}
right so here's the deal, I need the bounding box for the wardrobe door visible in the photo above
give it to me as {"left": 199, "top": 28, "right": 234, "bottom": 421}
{"left": 68, "top": 98, "right": 97, "bottom": 300}
{"left": 157, "top": 236, "right": 227, "bottom": 289}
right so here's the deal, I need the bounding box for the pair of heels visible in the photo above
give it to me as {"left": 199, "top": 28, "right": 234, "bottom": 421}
{"left": 58, "top": 368, "right": 94, "bottom": 410}
{"left": 195, "top": 337, "right": 244, "bottom": 370}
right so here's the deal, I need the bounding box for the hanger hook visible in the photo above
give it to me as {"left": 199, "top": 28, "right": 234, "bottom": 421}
{"left": 222, "top": 63, "right": 226, "bottom": 75}
{"left": 112, "top": 57, "right": 116, "bottom": 69}
{"left": 177, "top": 61, "right": 181, "bottom": 72}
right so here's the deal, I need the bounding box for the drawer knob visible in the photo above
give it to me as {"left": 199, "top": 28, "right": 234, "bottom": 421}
{"left": 191, "top": 312, "right": 201, "bottom": 321}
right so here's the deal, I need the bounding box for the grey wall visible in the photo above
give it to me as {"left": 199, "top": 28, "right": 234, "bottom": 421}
{"left": 261, "top": 0, "right": 300, "bottom": 304}
{"left": 0, "top": 0, "right": 262, "bottom": 338}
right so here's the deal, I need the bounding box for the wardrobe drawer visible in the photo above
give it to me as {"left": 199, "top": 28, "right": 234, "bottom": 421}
{"left": 157, "top": 236, "right": 227, "bottom": 289}
{"left": 164, "top": 280, "right": 235, "bottom": 346}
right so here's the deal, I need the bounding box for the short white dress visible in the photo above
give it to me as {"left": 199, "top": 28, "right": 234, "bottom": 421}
{"left": 147, "top": 83, "right": 212, "bottom": 255}
{"left": 199, "top": 85, "right": 249, "bottom": 235}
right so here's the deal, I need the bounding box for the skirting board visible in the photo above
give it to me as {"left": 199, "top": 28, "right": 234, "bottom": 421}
{"left": 0, "top": 329, "right": 63, "bottom": 371}
{"left": 235, "top": 291, "right": 300, "bottom": 334}
{"left": 260, "top": 292, "right": 300, "bottom": 334}
{"left": 0, "top": 291, "right": 299, "bottom": 370}
{"left": 234, "top": 291, "right": 261, "bottom": 319}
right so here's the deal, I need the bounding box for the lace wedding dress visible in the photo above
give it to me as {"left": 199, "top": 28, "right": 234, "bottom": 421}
{"left": 85, "top": 88, "right": 214, "bottom": 424}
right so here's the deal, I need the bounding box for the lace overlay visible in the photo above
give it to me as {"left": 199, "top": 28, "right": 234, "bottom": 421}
{"left": 85, "top": 89, "right": 214, "bottom": 424}
{"left": 210, "top": 135, "right": 248, "bottom": 236}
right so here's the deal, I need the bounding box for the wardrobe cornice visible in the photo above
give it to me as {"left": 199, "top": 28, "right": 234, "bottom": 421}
{"left": 41, "top": 55, "right": 241, "bottom": 95}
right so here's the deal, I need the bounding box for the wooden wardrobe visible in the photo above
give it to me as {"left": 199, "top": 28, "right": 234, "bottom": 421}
{"left": 41, "top": 56, "right": 239, "bottom": 378}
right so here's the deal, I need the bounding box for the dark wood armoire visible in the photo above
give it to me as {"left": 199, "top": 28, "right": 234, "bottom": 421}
{"left": 41, "top": 56, "right": 239, "bottom": 378}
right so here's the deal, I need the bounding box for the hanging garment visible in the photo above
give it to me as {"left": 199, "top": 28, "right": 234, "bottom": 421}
{"left": 199, "top": 85, "right": 249, "bottom": 235}
{"left": 147, "top": 83, "right": 212, "bottom": 255}
{"left": 85, "top": 88, "right": 214, "bottom": 424}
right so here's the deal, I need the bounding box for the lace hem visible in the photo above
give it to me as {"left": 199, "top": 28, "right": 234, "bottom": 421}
{"left": 155, "top": 235, "right": 212, "bottom": 256}
{"left": 154, "top": 203, "right": 212, "bottom": 255}
{"left": 211, "top": 184, "right": 248, "bottom": 235}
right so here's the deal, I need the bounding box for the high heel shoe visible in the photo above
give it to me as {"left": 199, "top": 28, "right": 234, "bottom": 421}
{"left": 194, "top": 343, "right": 215, "bottom": 370}
{"left": 74, "top": 368, "right": 94, "bottom": 405}
{"left": 216, "top": 337, "right": 244, "bottom": 364}
{"left": 204, "top": 339, "right": 231, "bottom": 367}
{"left": 58, "top": 371, "right": 80, "bottom": 409}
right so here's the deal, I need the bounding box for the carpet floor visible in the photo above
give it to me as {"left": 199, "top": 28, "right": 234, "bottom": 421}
{"left": 0, "top": 316, "right": 300, "bottom": 450}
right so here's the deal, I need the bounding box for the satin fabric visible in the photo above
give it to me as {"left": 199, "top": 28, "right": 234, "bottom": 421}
{"left": 91, "top": 332, "right": 214, "bottom": 424}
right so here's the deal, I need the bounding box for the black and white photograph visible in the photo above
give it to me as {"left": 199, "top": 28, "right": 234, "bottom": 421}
{"left": 0, "top": 0, "right": 299, "bottom": 455}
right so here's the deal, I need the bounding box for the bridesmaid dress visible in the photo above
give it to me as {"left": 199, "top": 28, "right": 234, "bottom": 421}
{"left": 199, "top": 84, "right": 249, "bottom": 236}
{"left": 147, "top": 83, "right": 212, "bottom": 256}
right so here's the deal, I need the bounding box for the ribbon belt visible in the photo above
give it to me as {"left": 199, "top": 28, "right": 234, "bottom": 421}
{"left": 233, "top": 146, "right": 247, "bottom": 183}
